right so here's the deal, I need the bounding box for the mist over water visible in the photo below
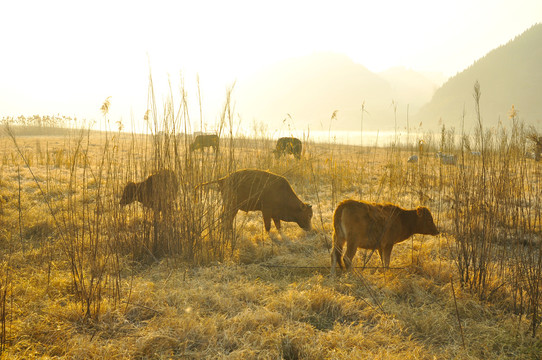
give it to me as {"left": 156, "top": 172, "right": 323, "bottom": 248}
{"left": 278, "top": 130, "right": 426, "bottom": 147}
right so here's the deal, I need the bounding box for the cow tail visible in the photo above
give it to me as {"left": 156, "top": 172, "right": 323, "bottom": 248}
{"left": 195, "top": 178, "right": 222, "bottom": 191}
{"left": 332, "top": 203, "right": 345, "bottom": 270}
{"left": 194, "top": 178, "right": 223, "bottom": 202}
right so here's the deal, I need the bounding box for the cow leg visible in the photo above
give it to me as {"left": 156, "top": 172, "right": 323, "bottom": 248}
{"left": 272, "top": 218, "right": 281, "bottom": 231}
{"left": 262, "top": 212, "right": 272, "bottom": 232}
{"left": 381, "top": 244, "right": 394, "bottom": 268}
{"left": 331, "top": 231, "right": 346, "bottom": 277}
{"left": 343, "top": 242, "right": 358, "bottom": 271}
{"left": 222, "top": 207, "right": 238, "bottom": 233}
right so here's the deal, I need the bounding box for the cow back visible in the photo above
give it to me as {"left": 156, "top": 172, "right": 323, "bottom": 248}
{"left": 275, "top": 137, "right": 302, "bottom": 158}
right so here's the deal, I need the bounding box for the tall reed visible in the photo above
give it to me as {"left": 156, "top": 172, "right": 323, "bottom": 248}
{"left": 449, "top": 82, "right": 542, "bottom": 336}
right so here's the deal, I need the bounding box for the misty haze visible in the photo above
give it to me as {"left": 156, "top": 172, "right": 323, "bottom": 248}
{"left": 236, "top": 24, "right": 542, "bottom": 136}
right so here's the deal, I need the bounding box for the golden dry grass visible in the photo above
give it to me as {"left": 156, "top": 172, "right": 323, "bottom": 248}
{"left": 0, "top": 125, "right": 541, "bottom": 359}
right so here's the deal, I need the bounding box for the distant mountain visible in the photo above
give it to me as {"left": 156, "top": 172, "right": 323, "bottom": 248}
{"left": 236, "top": 52, "right": 436, "bottom": 132}
{"left": 416, "top": 23, "right": 542, "bottom": 131}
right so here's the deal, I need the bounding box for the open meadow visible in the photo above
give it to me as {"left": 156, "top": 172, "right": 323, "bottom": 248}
{"left": 1, "top": 111, "right": 542, "bottom": 359}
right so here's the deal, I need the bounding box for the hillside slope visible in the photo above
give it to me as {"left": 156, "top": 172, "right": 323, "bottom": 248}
{"left": 416, "top": 23, "right": 542, "bottom": 130}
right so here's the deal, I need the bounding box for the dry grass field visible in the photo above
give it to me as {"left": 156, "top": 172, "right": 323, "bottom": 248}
{"left": 1, "top": 100, "right": 542, "bottom": 359}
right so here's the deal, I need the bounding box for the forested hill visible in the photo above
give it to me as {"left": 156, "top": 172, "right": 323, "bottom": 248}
{"left": 416, "top": 23, "right": 542, "bottom": 131}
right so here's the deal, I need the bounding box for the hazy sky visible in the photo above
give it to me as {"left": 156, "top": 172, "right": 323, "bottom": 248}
{"left": 1, "top": 0, "right": 541, "bottom": 130}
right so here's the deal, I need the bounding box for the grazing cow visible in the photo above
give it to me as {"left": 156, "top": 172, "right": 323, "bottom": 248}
{"left": 190, "top": 134, "right": 219, "bottom": 152}
{"left": 195, "top": 169, "right": 312, "bottom": 232}
{"left": 120, "top": 169, "right": 178, "bottom": 214}
{"left": 407, "top": 155, "right": 418, "bottom": 163}
{"left": 274, "top": 137, "right": 302, "bottom": 159}
{"left": 437, "top": 152, "right": 457, "bottom": 165}
{"left": 331, "top": 199, "right": 439, "bottom": 275}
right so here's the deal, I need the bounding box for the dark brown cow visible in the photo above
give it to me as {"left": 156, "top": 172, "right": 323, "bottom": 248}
{"left": 190, "top": 134, "right": 219, "bottom": 152}
{"left": 120, "top": 169, "right": 178, "bottom": 214}
{"left": 196, "top": 169, "right": 312, "bottom": 232}
{"left": 331, "top": 199, "right": 439, "bottom": 274}
{"left": 273, "top": 137, "right": 302, "bottom": 159}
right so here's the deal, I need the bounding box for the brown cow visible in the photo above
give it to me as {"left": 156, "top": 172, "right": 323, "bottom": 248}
{"left": 274, "top": 137, "right": 302, "bottom": 159}
{"left": 120, "top": 169, "right": 178, "bottom": 214}
{"left": 195, "top": 169, "right": 312, "bottom": 232}
{"left": 331, "top": 199, "right": 439, "bottom": 275}
{"left": 190, "top": 134, "right": 219, "bottom": 152}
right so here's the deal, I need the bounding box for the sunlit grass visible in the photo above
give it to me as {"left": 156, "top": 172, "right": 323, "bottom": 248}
{"left": 0, "top": 81, "right": 541, "bottom": 358}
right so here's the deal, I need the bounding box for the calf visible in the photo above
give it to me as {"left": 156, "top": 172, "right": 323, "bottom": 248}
{"left": 190, "top": 134, "right": 219, "bottom": 152}
{"left": 120, "top": 169, "right": 178, "bottom": 214}
{"left": 273, "top": 137, "right": 302, "bottom": 159}
{"left": 196, "top": 169, "right": 312, "bottom": 232}
{"left": 331, "top": 199, "right": 439, "bottom": 275}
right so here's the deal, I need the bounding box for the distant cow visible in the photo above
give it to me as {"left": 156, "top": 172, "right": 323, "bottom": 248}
{"left": 331, "top": 199, "right": 439, "bottom": 274}
{"left": 195, "top": 169, "right": 312, "bottom": 232}
{"left": 190, "top": 134, "right": 219, "bottom": 152}
{"left": 120, "top": 169, "right": 178, "bottom": 214}
{"left": 274, "top": 137, "right": 302, "bottom": 159}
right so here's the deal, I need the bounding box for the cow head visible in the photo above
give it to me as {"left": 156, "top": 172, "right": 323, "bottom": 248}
{"left": 296, "top": 203, "right": 313, "bottom": 231}
{"left": 416, "top": 206, "right": 439, "bottom": 235}
{"left": 120, "top": 181, "right": 138, "bottom": 206}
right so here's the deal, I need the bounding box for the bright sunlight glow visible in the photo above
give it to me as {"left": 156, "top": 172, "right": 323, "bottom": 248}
{"left": 1, "top": 0, "right": 541, "bottom": 132}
